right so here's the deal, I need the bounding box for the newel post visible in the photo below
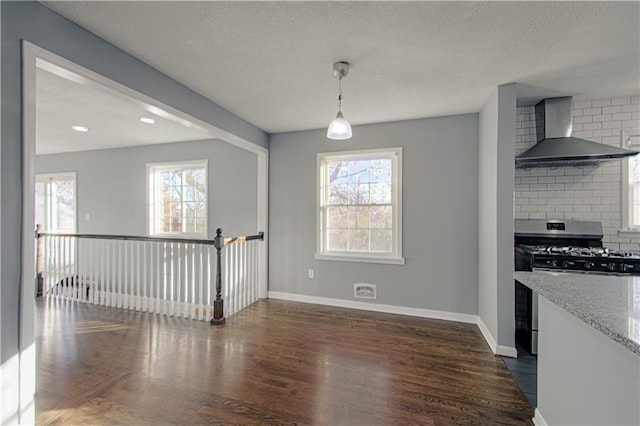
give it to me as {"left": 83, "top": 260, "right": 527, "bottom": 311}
{"left": 35, "top": 224, "right": 44, "bottom": 297}
{"left": 211, "top": 228, "right": 226, "bottom": 325}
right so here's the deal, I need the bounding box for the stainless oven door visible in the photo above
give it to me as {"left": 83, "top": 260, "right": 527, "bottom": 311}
{"left": 531, "top": 291, "right": 538, "bottom": 355}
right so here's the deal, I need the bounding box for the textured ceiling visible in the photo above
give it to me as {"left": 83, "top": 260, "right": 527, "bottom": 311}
{"left": 43, "top": 1, "right": 640, "bottom": 134}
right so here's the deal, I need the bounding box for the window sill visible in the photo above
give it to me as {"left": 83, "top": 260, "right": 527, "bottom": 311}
{"left": 618, "top": 229, "right": 640, "bottom": 238}
{"left": 315, "top": 253, "right": 405, "bottom": 265}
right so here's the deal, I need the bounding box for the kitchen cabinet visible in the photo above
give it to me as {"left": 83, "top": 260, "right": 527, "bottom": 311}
{"left": 514, "top": 272, "right": 640, "bottom": 425}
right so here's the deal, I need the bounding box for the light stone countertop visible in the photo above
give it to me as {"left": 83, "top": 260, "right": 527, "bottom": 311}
{"left": 514, "top": 271, "right": 640, "bottom": 357}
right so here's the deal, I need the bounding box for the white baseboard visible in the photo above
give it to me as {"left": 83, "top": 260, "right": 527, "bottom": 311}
{"left": 267, "top": 291, "right": 478, "bottom": 324}
{"left": 532, "top": 408, "right": 547, "bottom": 426}
{"left": 476, "top": 316, "right": 518, "bottom": 358}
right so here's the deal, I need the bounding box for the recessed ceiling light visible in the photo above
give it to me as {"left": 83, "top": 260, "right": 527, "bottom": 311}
{"left": 71, "top": 125, "right": 89, "bottom": 132}
{"left": 140, "top": 117, "right": 155, "bottom": 124}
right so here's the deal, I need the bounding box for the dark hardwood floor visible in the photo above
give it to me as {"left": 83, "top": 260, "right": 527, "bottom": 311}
{"left": 36, "top": 297, "right": 533, "bottom": 425}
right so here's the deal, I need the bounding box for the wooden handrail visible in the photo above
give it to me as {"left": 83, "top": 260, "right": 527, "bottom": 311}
{"left": 35, "top": 226, "right": 264, "bottom": 325}
{"left": 36, "top": 230, "right": 264, "bottom": 246}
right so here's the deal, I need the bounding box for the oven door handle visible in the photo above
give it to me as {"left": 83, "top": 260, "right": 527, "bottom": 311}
{"left": 531, "top": 291, "right": 539, "bottom": 331}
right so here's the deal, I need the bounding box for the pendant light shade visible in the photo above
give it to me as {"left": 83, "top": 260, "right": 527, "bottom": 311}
{"left": 327, "top": 111, "right": 352, "bottom": 140}
{"left": 327, "top": 62, "right": 352, "bottom": 140}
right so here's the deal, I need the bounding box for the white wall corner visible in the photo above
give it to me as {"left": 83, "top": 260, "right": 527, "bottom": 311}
{"left": 533, "top": 408, "right": 548, "bottom": 426}
{"left": 476, "top": 316, "right": 517, "bottom": 357}
{"left": 477, "top": 316, "right": 498, "bottom": 353}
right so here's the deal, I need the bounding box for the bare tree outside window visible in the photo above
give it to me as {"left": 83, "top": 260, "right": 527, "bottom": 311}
{"left": 326, "top": 158, "right": 393, "bottom": 252}
{"left": 150, "top": 161, "right": 207, "bottom": 237}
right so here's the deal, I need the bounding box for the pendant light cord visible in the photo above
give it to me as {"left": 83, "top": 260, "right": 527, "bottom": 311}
{"left": 337, "top": 77, "right": 343, "bottom": 112}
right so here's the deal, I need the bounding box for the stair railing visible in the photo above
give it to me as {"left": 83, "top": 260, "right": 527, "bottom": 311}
{"left": 35, "top": 226, "right": 264, "bottom": 323}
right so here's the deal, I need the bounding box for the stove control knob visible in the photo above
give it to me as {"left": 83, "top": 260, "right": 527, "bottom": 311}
{"left": 551, "top": 260, "right": 559, "bottom": 267}
{"left": 585, "top": 261, "right": 594, "bottom": 270}
{"left": 562, "top": 260, "right": 569, "bottom": 269}
{"left": 620, "top": 263, "right": 629, "bottom": 272}
{"left": 607, "top": 262, "right": 617, "bottom": 271}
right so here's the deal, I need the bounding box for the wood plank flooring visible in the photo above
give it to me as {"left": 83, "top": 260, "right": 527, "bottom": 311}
{"left": 36, "top": 297, "right": 533, "bottom": 425}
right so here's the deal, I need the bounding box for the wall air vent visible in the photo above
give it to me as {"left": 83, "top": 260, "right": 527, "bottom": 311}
{"left": 354, "top": 283, "right": 377, "bottom": 299}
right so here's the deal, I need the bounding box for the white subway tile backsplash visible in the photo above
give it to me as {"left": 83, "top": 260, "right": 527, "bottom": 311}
{"left": 538, "top": 205, "right": 555, "bottom": 212}
{"left": 513, "top": 95, "right": 640, "bottom": 250}
{"left": 612, "top": 97, "right": 631, "bottom": 106}
{"left": 521, "top": 177, "right": 538, "bottom": 184}
{"left": 538, "top": 177, "right": 556, "bottom": 184}
{"left": 591, "top": 204, "right": 612, "bottom": 212}
{"left": 583, "top": 107, "right": 602, "bottom": 116}
{"left": 530, "top": 169, "right": 548, "bottom": 177}
{"left": 592, "top": 114, "right": 612, "bottom": 122}
{"left": 593, "top": 129, "right": 613, "bottom": 138}
{"left": 521, "top": 191, "right": 538, "bottom": 198}
{"left": 603, "top": 105, "right": 622, "bottom": 114}
{"left": 564, "top": 168, "right": 585, "bottom": 176}
{"left": 574, "top": 115, "right": 593, "bottom": 124}
{"left": 582, "top": 213, "right": 602, "bottom": 220}
{"left": 574, "top": 130, "right": 593, "bottom": 138}
{"left": 531, "top": 198, "right": 549, "bottom": 205}
{"left": 582, "top": 182, "right": 603, "bottom": 190}
{"left": 582, "top": 197, "right": 603, "bottom": 205}
{"left": 573, "top": 100, "right": 592, "bottom": 109}
{"left": 546, "top": 183, "right": 565, "bottom": 190}
{"left": 592, "top": 99, "right": 612, "bottom": 108}
{"left": 621, "top": 103, "right": 640, "bottom": 113}
{"left": 602, "top": 121, "right": 622, "bottom": 129}
{"left": 529, "top": 212, "right": 547, "bottom": 219}
{"left": 583, "top": 122, "right": 603, "bottom": 131}
{"left": 602, "top": 212, "right": 621, "bottom": 221}
{"left": 612, "top": 112, "right": 632, "bottom": 121}
{"left": 547, "top": 169, "right": 565, "bottom": 176}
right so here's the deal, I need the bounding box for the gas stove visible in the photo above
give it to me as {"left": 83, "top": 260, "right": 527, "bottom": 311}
{"left": 514, "top": 220, "right": 640, "bottom": 275}
{"left": 514, "top": 219, "right": 640, "bottom": 355}
{"left": 516, "top": 244, "right": 640, "bottom": 274}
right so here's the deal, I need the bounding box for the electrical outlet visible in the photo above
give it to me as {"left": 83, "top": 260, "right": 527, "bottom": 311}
{"left": 84, "top": 213, "right": 91, "bottom": 221}
{"left": 308, "top": 269, "right": 315, "bottom": 279}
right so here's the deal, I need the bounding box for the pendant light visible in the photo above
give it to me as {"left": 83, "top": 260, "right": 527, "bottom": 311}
{"left": 327, "top": 61, "right": 352, "bottom": 140}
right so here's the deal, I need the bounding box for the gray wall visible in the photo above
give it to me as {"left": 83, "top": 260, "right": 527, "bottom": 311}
{"left": 478, "top": 84, "right": 516, "bottom": 352}
{"left": 1, "top": 2, "right": 267, "bottom": 422}
{"left": 269, "top": 115, "right": 479, "bottom": 314}
{"left": 36, "top": 140, "right": 258, "bottom": 238}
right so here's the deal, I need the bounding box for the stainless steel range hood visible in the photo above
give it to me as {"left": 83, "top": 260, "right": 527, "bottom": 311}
{"left": 515, "top": 97, "right": 638, "bottom": 169}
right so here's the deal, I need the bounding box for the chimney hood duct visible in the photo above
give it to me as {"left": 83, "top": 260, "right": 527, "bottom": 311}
{"left": 515, "top": 97, "right": 638, "bottom": 169}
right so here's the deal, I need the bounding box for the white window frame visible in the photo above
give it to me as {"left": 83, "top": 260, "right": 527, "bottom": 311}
{"left": 147, "top": 160, "right": 208, "bottom": 238}
{"left": 35, "top": 171, "right": 77, "bottom": 233}
{"left": 622, "top": 130, "right": 640, "bottom": 231}
{"left": 316, "top": 147, "right": 404, "bottom": 265}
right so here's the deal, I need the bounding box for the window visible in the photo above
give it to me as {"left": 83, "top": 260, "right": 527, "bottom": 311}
{"left": 623, "top": 131, "right": 640, "bottom": 230}
{"left": 316, "top": 148, "right": 404, "bottom": 264}
{"left": 35, "top": 172, "right": 76, "bottom": 233}
{"left": 148, "top": 160, "right": 208, "bottom": 237}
